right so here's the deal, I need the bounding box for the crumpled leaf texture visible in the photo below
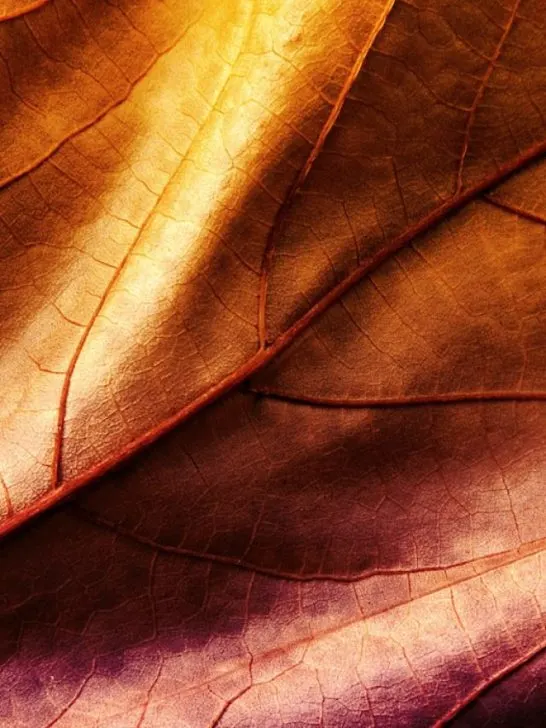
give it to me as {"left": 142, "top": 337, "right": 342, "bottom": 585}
{"left": 0, "top": 0, "right": 545, "bottom": 726}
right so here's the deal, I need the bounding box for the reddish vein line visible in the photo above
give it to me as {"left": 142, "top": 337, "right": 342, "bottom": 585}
{"left": 99, "top": 570, "right": 546, "bottom": 728}
{"left": 2, "top": 137, "right": 545, "bottom": 541}
{"left": 44, "top": 658, "right": 97, "bottom": 728}
{"left": 0, "top": 13, "right": 200, "bottom": 191}
{"left": 50, "top": 7, "right": 254, "bottom": 490}
{"left": 51, "top": 193, "right": 165, "bottom": 490}
{"left": 135, "top": 657, "right": 163, "bottom": 728}
{"left": 265, "top": 144, "right": 546, "bottom": 363}
{"left": 246, "top": 389, "right": 546, "bottom": 409}
{"left": 455, "top": 0, "right": 521, "bottom": 194}
{"left": 56, "top": 518, "right": 546, "bottom": 727}
{"left": 434, "top": 643, "right": 546, "bottom": 726}
{"left": 484, "top": 193, "right": 546, "bottom": 226}
{"left": 0, "top": 0, "right": 48, "bottom": 23}
{"left": 51, "top": 1, "right": 393, "bottom": 488}
{"left": 209, "top": 657, "right": 254, "bottom": 728}
{"left": 74, "top": 508, "right": 546, "bottom": 585}
{"left": 257, "top": 0, "right": 395, "bottom": 348}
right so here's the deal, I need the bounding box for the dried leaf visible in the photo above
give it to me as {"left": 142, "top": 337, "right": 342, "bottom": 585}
{"left": 1, "top": 0, "right": 546, "bottom": 725}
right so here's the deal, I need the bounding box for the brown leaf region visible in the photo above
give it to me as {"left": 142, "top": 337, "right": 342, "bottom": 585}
{"left": 0, "top": 0, "right": 545, "bottom": 726}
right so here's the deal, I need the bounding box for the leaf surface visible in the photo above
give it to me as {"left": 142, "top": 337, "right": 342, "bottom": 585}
{"left": 1, "top": 0, "right": 546, "bottom": 726}
{"left": 0, "top": 0, "right": 391, "bottom": 525}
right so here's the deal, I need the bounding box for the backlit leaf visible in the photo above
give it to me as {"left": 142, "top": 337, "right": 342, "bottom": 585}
{"left": 1, "top": 0, "right": 545, "bottom": 725}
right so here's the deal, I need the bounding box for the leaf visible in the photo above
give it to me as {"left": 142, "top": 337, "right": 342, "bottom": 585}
{"left": 0, "top": 0, "right": 391, "bottom": 524}
{"left": 1, "top": 0, "right": 546, "bottom": 725}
